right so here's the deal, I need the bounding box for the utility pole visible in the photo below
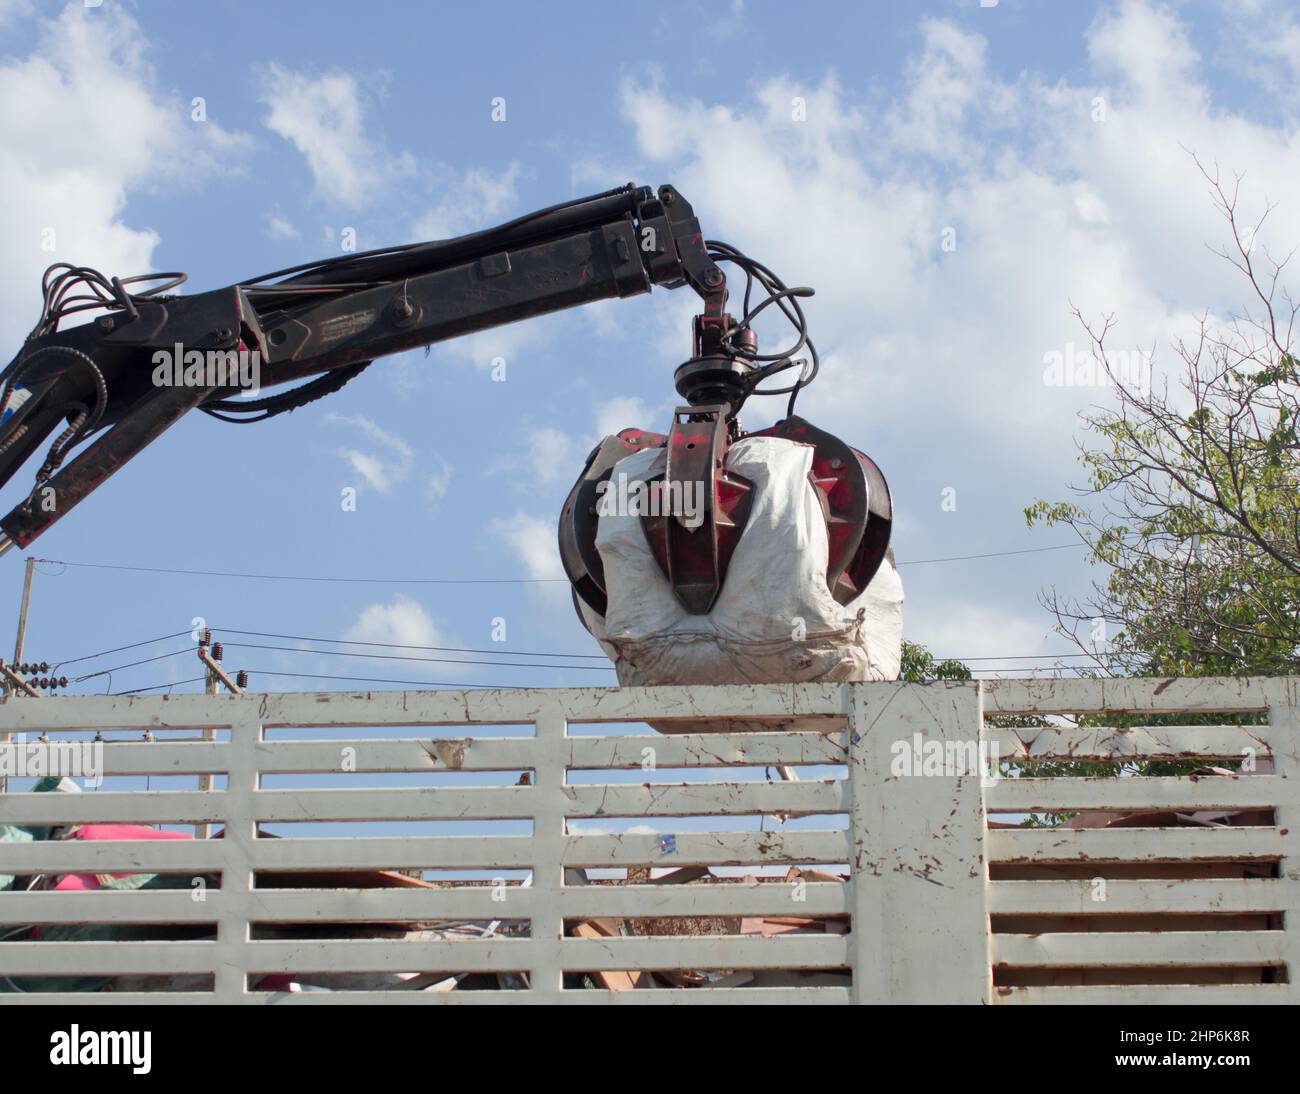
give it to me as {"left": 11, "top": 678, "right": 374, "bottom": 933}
{"left": 0, "top": 557, "right": 35, "bottom": 793}
{"left": 12, "top": 556, "right": 35, "bottom": 674}
{"left": 198, "top": 629, "right": 218, "bottom": 840}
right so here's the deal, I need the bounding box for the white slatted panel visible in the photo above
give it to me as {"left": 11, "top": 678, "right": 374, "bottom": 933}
{"left": 983, "top": 676, "right": 1296, "bottom": 1006}
{"left": 0, "top": 677, "right": 1296, "bottom": 1004}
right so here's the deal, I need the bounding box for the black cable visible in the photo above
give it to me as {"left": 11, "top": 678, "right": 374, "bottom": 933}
{"left": 199, "top": 360, "right": 372, "bottom": 423}
{"left": 242, "top": 669, "right": 508, "bottom": 689}
{"left": 211, "top": 626, "right": 609, "bottom": 659}
{"left": 896, "top": 543, "right": 1088, "bottom": 566}
{"left": 51, "top": 629, "right": 194, "bottom": 673}
{"left": 33, "top": 541, "right": 1091, "bottom": 583}
{"left": 218, "top": 640, "right": 613, "bottom": 672}
{"left": 0, "top": 346, "right": 107, "bottom": 471}
{"left": 113, "top": 675, "right": 207, "bottom": 696}
{"left": 34, "top": 557, "right": 568, "bottom": 583}
{"left": 72, "top": 647, "right": 194, "bottom": 683}
{"left": 704, "top": 242, "right": 820, "bottom": 416}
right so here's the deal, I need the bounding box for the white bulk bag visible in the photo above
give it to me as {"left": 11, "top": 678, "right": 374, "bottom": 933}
{"left": 578, "top": 435, "right": 903, "bottom": 731}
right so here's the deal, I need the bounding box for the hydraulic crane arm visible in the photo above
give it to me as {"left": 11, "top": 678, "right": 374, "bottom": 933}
{"left": 0, "top": 184, "right": 747, "bottom": 552}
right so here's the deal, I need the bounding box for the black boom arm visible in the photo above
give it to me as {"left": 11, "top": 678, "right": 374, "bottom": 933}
{"left": 0, "top": 184, "right": 733, "bottom": 552}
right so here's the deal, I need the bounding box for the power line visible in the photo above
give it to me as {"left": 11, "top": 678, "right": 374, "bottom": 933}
{"left": 242, "top": 669, "right": 510, "bottom": 689}
{"left": 72, "top": 647, "right": 194, "bottom": 683}
{"left": 896, "top": 543, "right": 1084, "bottom": 566}
{"left": 52, "top": 630, "right": 194, "bottom": 671}
{"left": 32, "top": 540, "right": 1089, "bottom": 586}
{"left": 35, "top": 558, "right": 567, "bottom": 585}
{"left": 114, "top": 675, "right": 207, "bottom": 696}
{"left": 219, "top": 640, "right": 614, "bottom": 673}
{"left": 934, "top": 652, "right": 1097, "bottom": 662}
{"left": 211, "top": 627, "right": 609, "bottom": 660}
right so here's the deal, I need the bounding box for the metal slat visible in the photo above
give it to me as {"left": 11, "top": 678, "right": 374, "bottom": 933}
{"left": 43, "top": 741, "right": 228, "bottom": 777}
{"left": 983, "top": 677, "right": 1275, "bottom": 716}
{"left": 256, "top": 684, "right": 849, "bottom": 727}
{"left": 989, "top": 827, "right": 1285, "bottom": 864}
{"left": 996, "top": 983, "right": 1294, "bottom": 1005}
{"left": 986, "top": 724, "right": 1271, "bottom": 762}
{"left": 0, "top": 890, "right": 225, "bottom": 924}
{"left": 0, "top": 941, "right": 218, "bottom": 976}
{"left": 563, "top": 780, "right": 847, "bottom": 818}
{"left": 985, "top": 775, "right": 1279, "bottom": 813}
{"left": 0, "top": 790, "right": 226, "bottom": 825}
{"left": 0, "top": 839, "right": 226, "bottom": 873}
{"left": 564, "top": 732, "right": 846, "bottom": 769}
{"left": 988, "top": 878, "right": 1294, "bottom": 916}
{"left": 0, "top": 684, "right": 848, "bottom": 734}
{"left": 993, "top": 930, "right": 1287, "bottom": 968}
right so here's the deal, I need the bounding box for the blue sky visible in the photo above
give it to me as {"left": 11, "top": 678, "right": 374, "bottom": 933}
{"left": 1, "top": 0, "right": 1298, "bottom": 697}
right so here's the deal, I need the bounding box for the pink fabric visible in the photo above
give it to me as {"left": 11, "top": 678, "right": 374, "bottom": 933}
{"left": 53, "top": 824, "right": 192, "bottom": 891}
{"left": 75, "top": 824, "right": 192, "bottom": 843}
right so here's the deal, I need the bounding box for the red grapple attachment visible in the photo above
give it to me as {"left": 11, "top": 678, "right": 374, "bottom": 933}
{"left": 560, "top": 412, "right": 892, "bottom": 620}
{"left": 558, "top": 427, "right": 666, "bottom": 619}
{"left": 639, "top": 405, "right": 754, "bottom": 615}
{"left": 748, "top": 416, "right": 893, "bottom": 605}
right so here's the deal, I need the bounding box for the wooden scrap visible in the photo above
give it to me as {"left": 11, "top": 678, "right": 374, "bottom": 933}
{"left": 572, "top": 919, "right": 644, "bottom": 990}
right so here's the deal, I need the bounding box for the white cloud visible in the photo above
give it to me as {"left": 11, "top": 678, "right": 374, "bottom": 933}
{"left": 261, "top": 65, "right": 415, "bottom": 207}
{"left": 264, "top": 210, "right": 299, "bottom": 239}
{"left": 488, "top": 513, "right": 566, "bottom": 582}
{"left": 593, "top": 395, "right": 658, "bottom": 440}
{"left": 346, "top": 595, "right": 444, "bottom": 648}
{"left": 322, "top": 412, "right": 451, "bottom": 502}
{"left": 426, "top": 454, "right": 453, "bottom": 500}
{"left": 0, "top": 2, "right": 249, "bottom": 348}
{"left": 413, "top": 163, "right": 523, "bottom": 240}
{"left": 489, "top": 425, "right": 577, "bottom": 489}
{"left": 323, "top": 413, "right": 413, "bottom": 494}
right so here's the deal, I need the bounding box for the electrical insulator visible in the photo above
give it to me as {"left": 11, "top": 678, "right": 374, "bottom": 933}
{"left": 236, "top": 670, "right": 249, "bottom": 689}
{"left": 200, "top": 628, "right": 211, "bottom": 648}
{"left": 212, "top": 642, "right": 224, "bottom": 661}
{"left": 38, "top": 678, "right": 48, "bottom": 688}
{"left": 58, "top": 676, "right": 67, "bottom": 688}
{"left": 38, "top": 662, "right": 48, "bottom": 673}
